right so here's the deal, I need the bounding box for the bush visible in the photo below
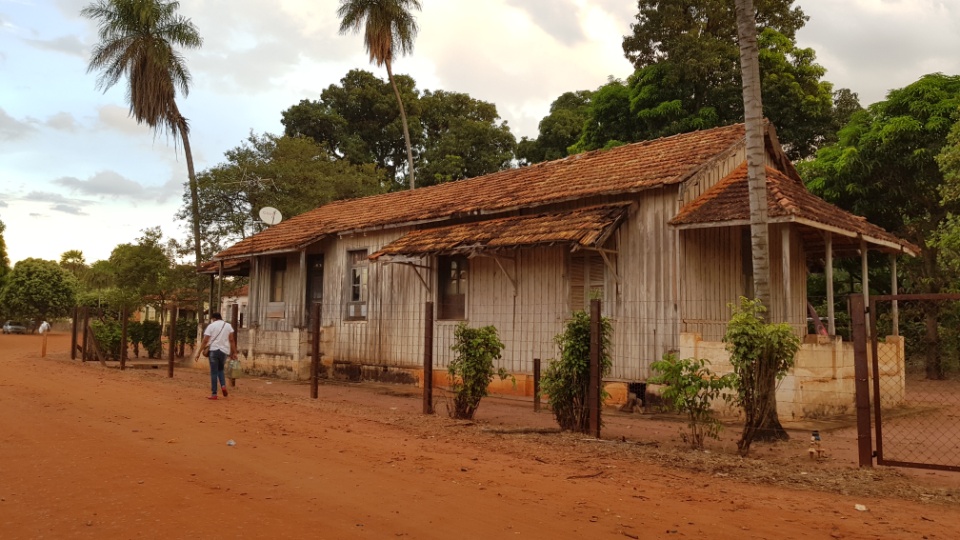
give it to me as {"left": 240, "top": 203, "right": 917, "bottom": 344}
{"left": 724, "top": 297, "right": 800, "bottom": 456}
{"left": 90, "top": 319, "right": 123, "bottom": 360}
{"left": 447, "top": 323, "right": 508, "bottom": 419}
{"left": 541, "top": 310, "right": 612, "bottom": 432}
{"left": 141, "top": 320, "right": 163, "bottom": 358}
{"left": 649, "top": 353, "right": 735, "bottom": 450}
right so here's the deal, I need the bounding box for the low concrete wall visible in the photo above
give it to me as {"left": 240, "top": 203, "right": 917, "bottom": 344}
{"left": 676, "top": 332, "right": 905, "bottom": 420}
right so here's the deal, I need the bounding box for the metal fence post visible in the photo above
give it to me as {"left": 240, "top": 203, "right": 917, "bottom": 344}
{"left": 423, "top": 301, "right": 434, "bottom": 415}
{"left": 851, "top": 294, "right": 873, "bottom": 468}
{"left": 588, "top": 298, "right": 601, "bottom": 438}
{"left": 230, "top": 304, "right": 239, "bottom": 388}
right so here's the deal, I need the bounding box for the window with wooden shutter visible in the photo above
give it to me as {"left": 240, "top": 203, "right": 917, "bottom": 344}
{"left": 438, "top": 255, "right": 467, "bottom": 320}
{"left": 569, "top": 252, "right": 608, "bottom": 313}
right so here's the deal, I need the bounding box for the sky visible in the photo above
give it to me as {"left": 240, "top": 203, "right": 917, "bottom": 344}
{"left": 1, "top": 0, "right": 959, "bottom": 266}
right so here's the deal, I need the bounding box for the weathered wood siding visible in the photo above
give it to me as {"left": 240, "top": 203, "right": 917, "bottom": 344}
{"left": 679, "top": 223, "right": 808, "bottom": 341}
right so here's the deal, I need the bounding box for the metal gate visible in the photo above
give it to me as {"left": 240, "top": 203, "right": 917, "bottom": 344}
{"left": 853, "top": 294, "right": 960, "bottom": 472}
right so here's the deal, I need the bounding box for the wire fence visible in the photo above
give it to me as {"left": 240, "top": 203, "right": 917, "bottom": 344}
{"left": 870, "top": 296, "right": 960, "bottom": 471}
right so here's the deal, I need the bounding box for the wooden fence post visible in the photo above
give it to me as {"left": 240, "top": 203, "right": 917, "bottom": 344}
{"left": 311, "top": 302, "right": 321, "bottom": 399}
{"left": 851, "top": 295, "right": 873, "bottom": 468}
{"left": 423, "top": 301, "right": 434, "bottom": 415}
{"left": 167, "top": 309, "right": 177, "bottom": 378}
{"left": 81, "top": 307, "right": 89, "bottom": 362}
{"left": 533, "top": 358, "right": 541, "bottom": 412}
{"left": 230, "top": 304, "right": 239, "bottom": 387}
{"left": 120, "top": 307, "right": 128, "bottom": 370}
{"left": 71, "top": 307, "right": 78, "bottom": 360}
{"left": 588, "top": 298, "right": 601, "bottom": 439}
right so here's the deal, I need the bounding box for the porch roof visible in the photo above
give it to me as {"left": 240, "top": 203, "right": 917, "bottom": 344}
{"left": 669, "top": 163, "right": 920, "bottom": 257}
{"left": 211, "top": 123, "right": 756, "bottom": 262}
{"left": 370, "top": 203, "right": 631, "bottom": 260}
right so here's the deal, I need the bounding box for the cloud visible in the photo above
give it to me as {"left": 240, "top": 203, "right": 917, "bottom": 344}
{"left": 54, "top": 170, "right": 180, "bottom": 203}
{"left": 0, "top": 200, "right": 8, "bottom": 208}
{"left": 0, "top": 107, "right": 37, "bottom": 141}
{"left": 22, "top": 191, "right": 92, "bottom": 206}
{"left": 50, "top": 204, "right": 87, "bottom": 215}
{"left": 22, "top": 35, "right": 86, "bottom": 58}
{"left": 96, "top": 105, "right": 147, "bottom": 135}
{"left": 45, "top": 112, "right": 79, "bottom": 132}
{"left": 505, "top": 0, "right": 586, "bottom": 46}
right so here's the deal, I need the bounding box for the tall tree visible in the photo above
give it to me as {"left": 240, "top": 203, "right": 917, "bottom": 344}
{"left": 0, "top": 219, "right": 10, "bottom": 287}
{"left": 338, "top": 0, "right": 422, "bottom": 189}
{"left": 59, "top": 250, "right": 88, "bottom": 281}
{"left": 734, "top": 0, "right": 781, "bottom": 449}
{"left": 180, "top": 133, "right": 384, "bottom": 253}
{"left": 0, "top": 258, "right": 78, "bottom": 323}
{"left": 518, "top": 90, "right": 593, "bottom": 165}
{"left": 282, "top": 70, "right": 516, "bottom": 188}
{"left": 802, "top": 73, "right": 960, "bottom": 379}
{"left": 81, "top": 0, "right": 204, "bottom": 312}
{"left": 584, "top": 0, "right": 833, "bottom": 159}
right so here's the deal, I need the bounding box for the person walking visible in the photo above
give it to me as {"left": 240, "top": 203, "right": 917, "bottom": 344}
{"left": 38, "top": 320, "right": 51, "bottom": 334}
{"left": 196, "top": 312, "right": 237, "bottom": 400}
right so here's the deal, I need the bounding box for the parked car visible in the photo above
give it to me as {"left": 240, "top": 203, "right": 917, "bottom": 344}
{"left": 3, "top": 321, "right": 27, "bottom": 334}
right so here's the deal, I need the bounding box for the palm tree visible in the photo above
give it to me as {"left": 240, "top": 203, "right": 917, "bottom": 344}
{"left": 338, "top": 0, "right": 421, "bottom": 189}
{"left": 735, "top": 0, "right": 785, "bottom": 450}
{"left": 81, "top": 0, "right": 203, "bottom": 277}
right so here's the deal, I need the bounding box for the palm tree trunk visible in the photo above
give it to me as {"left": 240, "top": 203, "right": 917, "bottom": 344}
{"left": 735, "top": 0, "right": 786, "bottom": 450}
{"left": 386, "top": 60, "right": 416, "bottom": 189}
{"left": 735, "top": 0, "right": 770, "bottom": 308}
{"left": 175, "top": 110, "right": 205, "bottom": 337}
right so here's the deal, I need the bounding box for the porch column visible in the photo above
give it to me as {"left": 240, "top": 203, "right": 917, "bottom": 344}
{"left": 861, "top": 238, "right": 869, "bottom": 336}
{"left": 781, "top": 226, "right": 792, "bottom": 323}
{"left": 891, "top": 254, "right": 899, "bottom": 337}
{"left": 825, "top": 232, "right": 835, "bottom": 335}
{"left": 300, "top": 250, "right": 308, "bottom": 328}
{"left": 249, "top": 257, "right": 258, "bottom": 326}
{"left": 217, "top": 260, "right": 224, "bottom": 313}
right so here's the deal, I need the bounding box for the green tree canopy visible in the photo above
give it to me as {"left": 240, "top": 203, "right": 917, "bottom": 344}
{"left": 180, "top": 132, "right": 384, "bottom": 254}
{"left": 0, "top": 258, "right": 78, "bottom": 321}
{"left": 282, "top": 69, "right": 516, "bottom": 188}
{"left": 0, "top": 218, "right": 10, "bottom": 286}
{"left": 572, "top": 12, "right": 835, "bottom": 159}
{"left": 517, "top": 90, "right": 593, "bottom": 164}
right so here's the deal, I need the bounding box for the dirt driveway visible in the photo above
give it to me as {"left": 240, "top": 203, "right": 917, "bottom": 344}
{"left": 1, "top": 333, "right": 959, "bottom": 539}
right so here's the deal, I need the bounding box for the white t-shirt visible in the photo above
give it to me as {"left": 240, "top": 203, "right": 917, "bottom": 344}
{"left": 38, "top": 321, "right": 51, "bottom": 334}
{"left": 203, "top": 320, "right": 234, "bottom": 353}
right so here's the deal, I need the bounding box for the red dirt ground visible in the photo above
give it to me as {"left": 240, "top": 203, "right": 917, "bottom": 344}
{"left": 2, "top": 333, "right": 959, "bottom": 539}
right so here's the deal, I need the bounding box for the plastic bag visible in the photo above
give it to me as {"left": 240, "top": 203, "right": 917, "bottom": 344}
{"left": 227, "top": 359, "right": 244, "bottom": 378}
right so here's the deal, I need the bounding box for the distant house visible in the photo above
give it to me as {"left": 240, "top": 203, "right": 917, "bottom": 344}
{"left": 202, "top": 123, "right": 916, "bottom": 413}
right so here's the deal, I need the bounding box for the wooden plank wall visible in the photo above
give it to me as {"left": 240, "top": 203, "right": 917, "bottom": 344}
{"left": 679, "top": 223, "right": 808, "bottom": 341}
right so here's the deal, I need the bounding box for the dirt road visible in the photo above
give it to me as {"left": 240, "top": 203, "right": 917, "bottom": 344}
{"left": 1, "top": 333, "right": 958, "bottom": 539}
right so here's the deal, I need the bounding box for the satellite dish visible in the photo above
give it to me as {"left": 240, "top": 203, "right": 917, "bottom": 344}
{"left": 258, "top": 207, "right": 283, "bottom": 225}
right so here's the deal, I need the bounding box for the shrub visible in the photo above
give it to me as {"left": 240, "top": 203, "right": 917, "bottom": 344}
{"left": 90, "top": 319, "right": 123, "bottom": 360}
{"left": 541, "top": 310, "right": 612, "bottom": 432}
{"left": 141, "top": 320, "right": 163, "bottom": 359}
{"left": 649, "top": 353, "right": 735, "bottom": 450}
{"left": 724, "top": 297, "right": 800, "bottom": 456}
{"left": 447, "top": 323, "right": 508, "bottom": 420}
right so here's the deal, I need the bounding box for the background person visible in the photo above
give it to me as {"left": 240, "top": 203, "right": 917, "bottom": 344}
{"left": 196, "top": 312, "right": 237, "bottom": 400}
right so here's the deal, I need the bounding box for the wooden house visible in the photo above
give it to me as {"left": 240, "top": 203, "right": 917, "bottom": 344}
{"left": 202, "top": 123, "right": 917, "bottom": 391}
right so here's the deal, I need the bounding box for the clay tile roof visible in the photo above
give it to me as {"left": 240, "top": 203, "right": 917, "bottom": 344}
{"left": 370, "top": 203, "right": 631, "bottom": 260}
{"left": 670, "top": 163, "right": 920, "bottom": 255}
{"left": 212, "top": 124, "right": 748, "bottom": 261}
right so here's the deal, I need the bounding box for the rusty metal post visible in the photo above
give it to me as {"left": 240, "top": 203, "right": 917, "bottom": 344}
{"left": 851, "top": 295, "right": 873, "bottom": 468}
{"left": 167, "top": 309, "right": 177, "bottom": 378}
{"left": 423, "top": 301, "right": 434, "bottom": 414}
{"left": 81, "top": 307, "right": 89, "bottom": 362}
{"left": 533, "top": 358, "right": 541, "bottom": 412}
{"left": 230, "top": 304, "right": 239, "bottom": 387}
{"left": 311, "top": 302, "right": 321, "bottom": 399}
{"left": 588, "top": 299, "right": 601, "bottom": 439}
{"left": 120, "top": 307, "right": 128, "bottom": 370}
{"left": 71, "top": 307, "right": 78, "bottom": 360}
